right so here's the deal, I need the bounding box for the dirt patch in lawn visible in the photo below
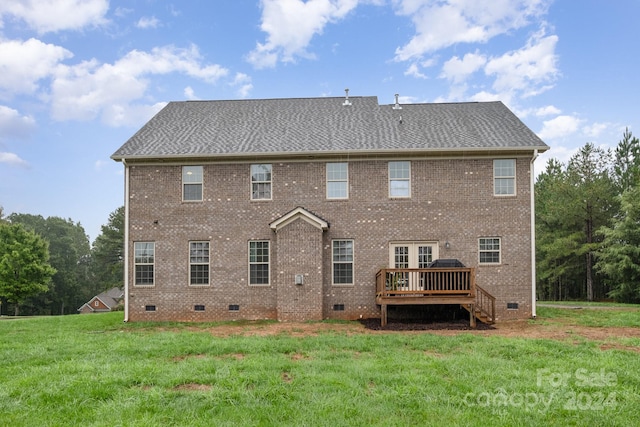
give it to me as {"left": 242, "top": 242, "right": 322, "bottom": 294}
{"left": 197, "top": 316, "right": 640, "bottom": 351}
{"left": 173, "top": 383, "right": 212, "bottom": 392}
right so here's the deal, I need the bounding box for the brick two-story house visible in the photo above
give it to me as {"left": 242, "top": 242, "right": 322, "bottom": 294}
{"left": 111, "top": 94, "right": 548, "bottom": 324}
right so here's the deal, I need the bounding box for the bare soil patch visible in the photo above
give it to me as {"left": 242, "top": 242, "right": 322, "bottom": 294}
{"left": 196, "top": 317, "right": 640, "bottom": 351}
{"left": 173, "top": 383, "right": 212, "bottom": 392}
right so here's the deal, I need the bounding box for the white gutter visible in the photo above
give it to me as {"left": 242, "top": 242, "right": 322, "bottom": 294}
{"left": 123, "top": 159, "right": 130, "bottom": 322}
{"left": 530, "top": 149, "right": 539, "bottom": 318}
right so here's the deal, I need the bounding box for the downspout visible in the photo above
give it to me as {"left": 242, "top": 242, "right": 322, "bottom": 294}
{"left": 530, "top": 149, "right": 539, "bottom": 318}
{"left": 123, "top": 158, "right": 130, "bottom": 322}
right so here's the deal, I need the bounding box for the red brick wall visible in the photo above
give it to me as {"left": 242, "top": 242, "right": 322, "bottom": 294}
{"left": 126, "top": 156, "right": 534, "bottom": 322}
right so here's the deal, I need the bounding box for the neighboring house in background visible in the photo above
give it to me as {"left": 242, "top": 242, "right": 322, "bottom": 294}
{"left": 78, "top": 287, "right": 124, "bottom": 314}
{"left": 111, "top": 93, "right": 548, "bottom": 324}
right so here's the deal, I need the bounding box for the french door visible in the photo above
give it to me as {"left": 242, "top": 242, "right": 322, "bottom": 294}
{"left": 389, "top": 242, "right": 438, "bottom": 290}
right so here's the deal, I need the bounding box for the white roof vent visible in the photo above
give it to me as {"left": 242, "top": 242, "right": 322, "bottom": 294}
{"left": 392, "top": 93, "right": 402, "bottom": 110}
{"left": 343, "top": 88, "right": 352, "bottom": 106}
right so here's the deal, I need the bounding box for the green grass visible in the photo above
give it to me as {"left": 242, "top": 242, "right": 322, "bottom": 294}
{"left": 538, "top": 300, "right": 640, "bottom": 308}
{"left": 1, "top": 310, "right": 639, "bottom": 426}
{"left": 537, "top": 304, "right": 640, "bottom": 328}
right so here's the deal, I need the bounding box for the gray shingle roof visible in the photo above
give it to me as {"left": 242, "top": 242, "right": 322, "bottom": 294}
{"left": 111, "top": 97, "right": 548, "bottom": 160}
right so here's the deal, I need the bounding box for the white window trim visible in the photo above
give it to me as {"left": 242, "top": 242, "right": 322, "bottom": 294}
{"left": 326, "top": 162, "right": 349, "bottom": 199}
{"left": 478, "top": 237, "right": 502, "bottom": 265}
{"left": 133, "top": 242, "right": 155, "bottom": 287}
{"left": 248, "top": 240, "right": 270, "bottom": 286}
{"left": 332, "top": 239, "right": 354, "bottom": 286}
{"left": 493, "top": 159, "right": 516, "bottom": 197}
{"left": 388, "top": 161, "right": 411, "bottom": 198}
{"left": 250, "top": 164, "right": 273, "bottom": 201}
{"left": 182, "top": 166, "right": 203, "bottom": 202}
{"left": 189, "top": 241, "right": 210, "bottom": 287}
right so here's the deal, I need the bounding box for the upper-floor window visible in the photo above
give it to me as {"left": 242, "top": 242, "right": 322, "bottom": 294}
{"left": 494, "top": 159, "right": 516, "bottom": 196}
{"left": 251, "top": 164, "right": 272, "bottom": 200}
{"left": 183, "top": 166, "right": 203, "bottom": 201}
{"left": 134, "top": 242, "right": 155, "bottom": 286}
{"left": 479, "top": 237, "right": 501, "bottom": 264}
{"left": 389, "top": 161, "right": 411, "bottom": 198}
{"left": 249, "top": 241, "right": 270, "bottom": 285}
{"left": 332, "top": 240, "right": 354, "bottom": 285}
{"left": 327, "top": 162, "right": 348, "bottom": 199}
{"left": 189, "top": 241, "right": 210, "bottom": 286}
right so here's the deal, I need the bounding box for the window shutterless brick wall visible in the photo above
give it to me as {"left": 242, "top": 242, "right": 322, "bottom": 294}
{"left": 126, "top": 156, "right": 533, "bottom": 322}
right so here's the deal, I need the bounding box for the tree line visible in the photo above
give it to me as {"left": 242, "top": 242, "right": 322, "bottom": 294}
{"left": 0, "top": 206, "right": 124, "bottom": 315}
{"left": 536, "top": 128, "right": 640, "bottom": 303}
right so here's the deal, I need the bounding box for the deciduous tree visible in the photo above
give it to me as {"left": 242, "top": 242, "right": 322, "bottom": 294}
{"left": 0, "top": 223, "right": 56, "bottom": 315}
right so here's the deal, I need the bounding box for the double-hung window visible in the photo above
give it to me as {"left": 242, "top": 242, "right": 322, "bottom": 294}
{"left": 249, "top": 241, "right": 270, "bottom": 285}
{"left": 479, "top": 238, "right": 501, "bottom": 264}
{"left": 494, "top": 159, "right": 516, "bottom": 196}
{"left": 183, "top": 166, "right": 203, "bottom": 201}
{"left": 251, "top": 164, "right": 272, "bottom": 200}
{"left": 332, "top": 240, "right": 354, "bottom": 285}
{"left": 327, "top": 162, "right": 348, "bottom": 199}
{"left": 134, "top": 242, "right": 155, "bottom": 285}
{"left": 189, "top": 241, "right": 210, "bottom": 285}
{"left": 389, "top": 161, "right": 410, "bottom": 198}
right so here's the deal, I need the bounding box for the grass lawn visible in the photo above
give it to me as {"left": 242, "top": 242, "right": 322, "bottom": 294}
{"left": 1, "top": 306, "right": 639, "bottom": 426}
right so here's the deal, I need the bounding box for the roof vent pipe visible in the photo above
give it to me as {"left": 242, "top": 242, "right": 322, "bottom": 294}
{"left": 343, "top": 88, "right": 352, "bottom": 106}
{"left": 393, "top": 93, "right": 402, "bottom": 110}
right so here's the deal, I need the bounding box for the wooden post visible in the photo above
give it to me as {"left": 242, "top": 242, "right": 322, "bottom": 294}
{"left": 469, "top": 303, "right": 476, "bottom": 328}
{"left": 381, "top": 304, "right": 387, "bottom": 327}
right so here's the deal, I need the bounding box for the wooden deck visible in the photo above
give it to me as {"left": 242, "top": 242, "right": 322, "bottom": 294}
{"left": 375, "top": 268, "right": 495, "bottom": 327}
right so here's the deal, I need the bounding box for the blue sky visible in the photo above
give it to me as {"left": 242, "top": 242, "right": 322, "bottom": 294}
{"left": 1, "top": 0, "right": 638, "bottom": 242}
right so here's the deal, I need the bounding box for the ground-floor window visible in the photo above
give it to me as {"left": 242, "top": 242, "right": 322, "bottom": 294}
{"left": 189, "top": 241, "right": 210, "bottom": 285}
{"left": 479, "top": 237, "right": 501, "bottom": 264}
{"left": 134, "top": 242, "right": 155, "bottom": 286}
{"left": 249, "top": 241, "right": 270, "bottom": 285}
{"left": 332, "top": 240, "right": 354, "bottom": 285}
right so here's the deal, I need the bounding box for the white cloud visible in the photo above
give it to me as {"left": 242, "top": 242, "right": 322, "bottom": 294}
{"left": 538, "top": 115, "right": 583, "bottom": 141}
{"left": 534, "top": 105, "right": 561, "bottom": 117}
{"left": 484, "top": 30, "right": 559, "bottom": 95}
{"left": 0, "top": 0, "right": 109, "bottom": 33}
{"left": 469, "top": 91, "right": 504, "bottom": 103}
{"left": 50, "top": 45, "right": 228, "bottom": 126}
{"left": 0, "top": 38, "right": 72, "bottom": 98}
{"left": 436, "top": 28, "right": 559, "bottom": 104}
{"left": 393, "top": 0, "right": 551, "bottom": 61}
{"left": 136, "top": 16, "right": 160, "bottom": 29}
{"left": 0, "top": 105, "right": 36, "bottom": 140}
{"left": 231, "top": 73, "right": 253, "bottom": 98}
{"left": 184, "top": 86, "right": 198, "bottom": 100}
{"left": 404, "top": 63, "right": 428, "bottom": 79}
{"left": 247, "top": 0, "right": 359, "bottom": 68}
{"left": 583, "top": 122, "right": 611, "bottom": 138}
{"left": 440, "top": 51, "right": 486, "bottom": 83}
{"left": 101, "top": 102, "right": 167, "bottom": 128}
{"left": 0, "top": 151, "right": 29, "bottom": 167}
{"left": 114, "top": 7, "right": 133, "bottom": 18}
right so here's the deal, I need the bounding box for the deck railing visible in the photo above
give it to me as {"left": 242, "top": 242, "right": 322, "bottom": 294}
{"left": 475, "top": 284, "right": 496, "bottom": 323}
{"left": 376, "top": 268, "right": 476, "bottom": 298}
